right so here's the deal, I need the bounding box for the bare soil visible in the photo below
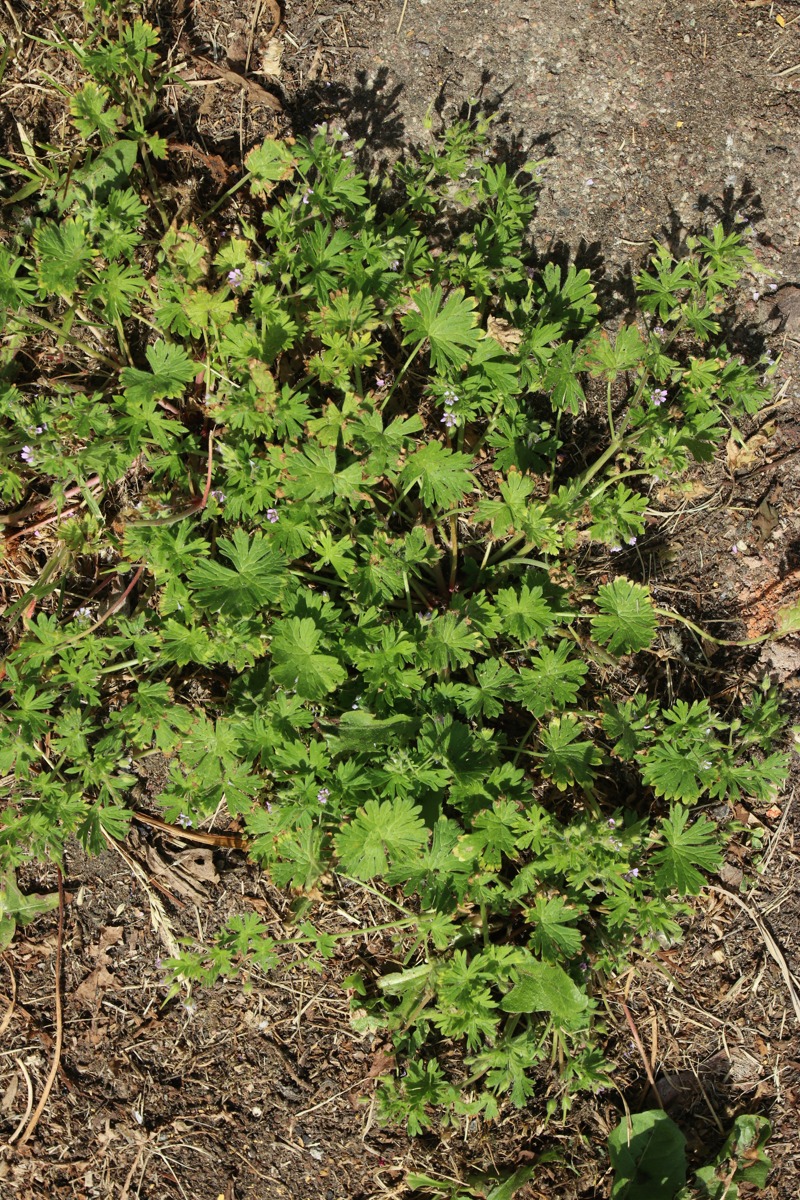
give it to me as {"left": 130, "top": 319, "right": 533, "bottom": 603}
{"left": 2, "top": 1, "right": 800, "bottom": 1197}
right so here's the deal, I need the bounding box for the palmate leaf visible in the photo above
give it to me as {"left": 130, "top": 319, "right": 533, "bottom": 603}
{"left": 189, "top": 528, "right": 287, "bottom": 616}
{"left": 270, "top": 616, "right": 347, "bottom": 700}
{"left": 70, "top": 82, "right": 123, "bottom": 140}
{"left": 537, "top": 715, "right": 602, "bottom": 790}
{"left": 334, "top": 796, "right": 428, "bottom": 880}
{"left": 591, "top": 578, "right": 657, "bottom": 655}
{"left": 120, "top": 340, "right": 197, "bottom": 403}
{"left": 525, "top": 895, "right": 584, "bottom": 960}
{"left": 34, "top": 217, "right": 95, "bottom": 297}
{"left": 651, "top": 806, "right": 722, "bottom": 895}
{"left": 475, "top": 470, "right": 536, "bottom": 538}
{"left": 401, "top": 284, "right": 482, "bottom": 370}
{"left": 516, "top": 642, "right": 588, "bottom": 717}
{"left": 399, "top": 440, "right": 473, "bottom": 509}
{"left": 584, "top": 323, "right": 645, "bottom": 381}
{"left": 495, "top": 582, "right": 556, "bottom": 643}
{"left": 543, "top": 341, "right": 586, "bottom": 414}
{"left": 639, "top": 742, "right": 708, "bottom": 803}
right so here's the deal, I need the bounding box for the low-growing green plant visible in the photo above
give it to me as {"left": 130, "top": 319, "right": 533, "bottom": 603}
{"left": 608, "top": 1110, "right": 772, "bottom": 1199}
{"left": 0, "top": 0, "right": 792, "bottom": 1138}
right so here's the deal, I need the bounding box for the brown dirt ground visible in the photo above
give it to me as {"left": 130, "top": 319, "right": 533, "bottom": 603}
{"left": 2, "top": 0, "right": 800, "bottom": 1197}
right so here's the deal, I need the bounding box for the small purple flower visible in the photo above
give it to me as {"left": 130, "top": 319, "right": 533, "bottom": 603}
{"left": 578, "top": 961, "right": 589, "bottom": 972}
{"left": 301, "top": 190, "right": 312, "bottom": 205}
{"left": 654, "top": 324, "right": 665, "bottom": 336}
{"left": 20, "top": 445, "right": 34, "bottom": 464}
{"left": 609, "top": 838, "right": 623, "bottom": 851}
{"left": 375, "top": 376, "right": 386, "bottom": 388}
{"left": 227, "top": 268, "right": 244, "bottom": 289}
{"left": 177, "top": 813, "right": 193, "bottom": 829}
{"left": 34, "top": 424, "right": 46, "bottom": 434}
{"left": 627, "top": 536, "right": 637, "bottom": 546}
{"left": 210, "top": 489, "right": 226, "bottom": 502}
{"left": 652, "top": 388, "right": 668, "bottom": 407}
{"left": 317, "top": 788, "right": 330, "bottom": 805}
{"left": 73, "top": 606, "right": 92, "bottom": 622}
{"left": 752, "top": 290, "right": 760, "bottom": 302}
{"left": 624, "top": 868, "right": 640, "bottom": 881}
{"left": 443, "top": 389, "right": 458, "bottom": 406}
{"left": 768, "top": 283, "right": 778, "bottom": 292}
{"left": 388, "top": 259, "right": 400, "bottom": 271}
{"left": 610, "top": 544, "right": 622, "bottom": 553}
{"left": 607, "top": 819, "right": 616, "bottom": 829}
{"left": 266, "top": 508, "right": 279, "bottom": 523}
{"left": 440, "top": 412, "right": 458, "bottom": 428}
{"left": 731, "top": 544, "right": 739, "bottom": 556}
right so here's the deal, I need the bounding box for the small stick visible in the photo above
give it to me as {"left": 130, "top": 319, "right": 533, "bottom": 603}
{"left": 396, "top": 0, "right": 409, "bottom": 35}
{"left": 0, "top": 954, "right": 17, "bottom": 1037}
{"left": 621, "top": 1000, "right": 664, "bottom": 1109}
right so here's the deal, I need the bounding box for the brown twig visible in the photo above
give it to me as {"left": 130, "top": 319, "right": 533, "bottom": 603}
{"left": 0, "top": 952, "right": 17, "bottom": 1037}
{"left": 620, "top": 1000, "right": 664, "bottom": 1109}
{"left": 13, "top": 866, "right": 65, "bottom": 1146}
{"left": 132, "top": 808, "right": 248, "bottom": 851}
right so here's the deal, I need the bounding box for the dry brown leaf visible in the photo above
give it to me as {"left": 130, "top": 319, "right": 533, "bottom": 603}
{"left": 142, "top": 844, "right": 219, "bottom": 905}
{"left": 486, "top": 315, "right": 524, "bottom": 352}
{"left": 74, "top": 965, "right": 116, "bottom": 1008}
{"left": 89, "top": 926, "right": 124, "bottom": 968}
{"left": 1, "top": 1072, "right": 19, "bottom": 1112}
{"left": 259, "top": 38, "right": 283, "bottom": 79}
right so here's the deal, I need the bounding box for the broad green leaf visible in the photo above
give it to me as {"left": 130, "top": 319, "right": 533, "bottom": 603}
{"left": 543, "top": 341, "right": 586, "bottom": 414}
{"left": 516, "top": 642, "right": 588, "bottom": 716}
{"left": 651, "top": 806, "right": 722, "bottom": 895}
{"left": 189, "top": 529, "right": 287, "bottom": 616}
{"left": 399, "top": 440, "right": 473, "bottom": 509}
{"left": 495, "top": 583, "right": 555, "bottom": 643}
{"left": 487, "top": 1167, "right": 536, "bottom": 1200}
{"left": 608, "top": 1110, "right": 686, "bottom": 1200}
{"left": 585, "top": 324, "right": 645, "bottom": 381}
{"left": 120, "top": 340, "right": 197, "bottom": 403}
{"left": 289, "top": 444, "right": 364, "bottom": 501}
{"left": 34, "top": 217, "right": 94, "bottom": 297}
{"left": 537, "top": 715, "right": 602, "bottom": 790}
{"left": 640, "top": 743, "right": 707, "bottom": 803}
{"left": 422, "top": 611, "right": 480, "bottom": 672}
{"left": 526, "top": 895, "right": 584, "bottom": 960}
{"left": 270, "top": 616, "right": 347, "bottom": 700}
{"left": 401, "top": 285, "right": 482, "bottom": 370}
{"left": 70, "top": 83, "right": 124, "bottom": 140}
{"left": 500, "top": 959, "right": 589, "bottom": 1024}
{"left": 693, "top": 1115, "right": 772, "bottom": 1198}
{"left": 245, "top": 137, "right": 296, "bottom": 194}
{"left": 591, "top": 579, "right": 657, "bottom": 655}
{"left": 334, "top": 796, "right": 428, "bottom": 879}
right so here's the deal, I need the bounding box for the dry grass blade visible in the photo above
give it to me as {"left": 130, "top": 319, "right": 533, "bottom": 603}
{"left": 103, "top": 830, "right": 181, "bottom": 958}
{"left": 707, "top": 882, "right": 800, "bottom": 1022}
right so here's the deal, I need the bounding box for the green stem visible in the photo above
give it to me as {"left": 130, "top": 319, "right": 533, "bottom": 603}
{"left": 652, "top": 606, "right": 777, "bottom": 649}
{"left": 16, "top": 313, "right": 121, "bottom": 369}
{"left": 606, "top": 379, "right": 615, "bottom": 440}
{"left": 512, "top": 716, "right": 538, "bottom": 767}
{"left": 378, "top": 341, "right": 423, "bottom": 413}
